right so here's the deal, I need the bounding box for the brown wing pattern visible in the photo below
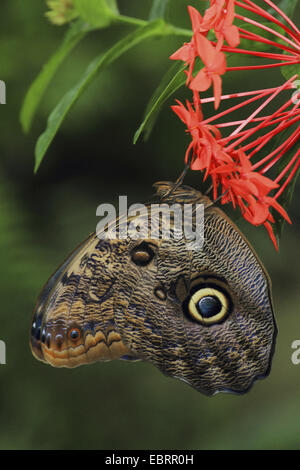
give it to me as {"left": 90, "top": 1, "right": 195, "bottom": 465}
{"left": 30, "top": 182, "right": 276, "bottom": 395}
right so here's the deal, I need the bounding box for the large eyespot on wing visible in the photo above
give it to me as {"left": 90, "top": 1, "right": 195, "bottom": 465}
{"left": 183, "top": 282, "right": 232, "bottom": 325}
{"left": 114, "top": 187, "right": 276, "bottom": 396}
{"left": 180, "top": 205, "right": 277, "bottom": 396}
{"left": 31, "top": 182, "right": 277, "bottom": 396}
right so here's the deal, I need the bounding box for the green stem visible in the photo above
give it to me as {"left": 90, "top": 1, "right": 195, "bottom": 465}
{"left": 115, "top": 14, "right": 147, "bottom": 27}
{"left": 115, "top": 14, "right": 192, "bottom": 38}
{"left": 163, "top": 23, "right": 193, "bottom": 38}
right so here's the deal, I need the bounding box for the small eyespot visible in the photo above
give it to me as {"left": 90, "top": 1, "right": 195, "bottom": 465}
{"left": 154, "top": 286, "right": 167, "bottom": 301}
{"left": 185, "top": 284, "right": 231, "bottom": 325}
{"left": 55, "top": 334, "right": 64, "bottom": 349}
{"left": 41, "top": 328, "right": 46, "bottom": 343}
{"left": 68, "top": 328, "right": 81, "bottom": 342}
{"left": 131, "top": 242, "right": 155, "bottom": 266}
{"left": 46, "top": 333, "right": 52, "bottom": 348}
{"left": 31, "top": 314, "right": 43, "bottom": 340}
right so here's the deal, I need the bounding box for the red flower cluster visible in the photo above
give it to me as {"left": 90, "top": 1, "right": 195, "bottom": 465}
{"left": 170, "top": 0, "right": 300, "bottom": 249}
{"left": 170, "top": 1, "right": 238, "bottom": 108}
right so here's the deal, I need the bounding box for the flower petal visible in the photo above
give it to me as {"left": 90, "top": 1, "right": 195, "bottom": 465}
{"left": 188, "top": 6, "right": 204, "bottom": 32}
{"left": 223, "top": 25, "right": 240, "bottom": 47}
{"left": 190, "top": 68, "right": 211, "bottom": 92}
{"left": 170, "top": 43, "right": 193, "bottom": 62}
{"left": 266, "top": 197, "right": 292, "bottom": 223}
{"left": 243, "top": 199, "right": 269, "bottom": 225}
{"left": 212, "top": 74, "right": 223, "bottom": 109}
{"left": 264, "top": 221, "right": 278, "bottom": 251}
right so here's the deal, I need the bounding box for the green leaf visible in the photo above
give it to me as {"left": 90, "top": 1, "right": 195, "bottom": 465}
{"left": 20, "top": 20, "right": 93, "bottom": 133}
{"left": 106, "top": 0, "right": 119, "bottom": 15}
{"left": 238, "top": 21, "right": 288, "bottom": 53}
{"left": 270, "top": 0, "right": 300, "bottom": 82}
{"left": 274, "top": 167, "right": 299, "bottom": 244}
{"left": 34, "top": 19, "right": 165, "bottom": 172}
{"left": 134, "top": 61, "right": 187, "bottom": 144}
{"left": 149, "top": 0, "right": 170, "bottom": 20}
{"left": 272, "top": 0, "right": 298, "bottom": 19}
{"left": 271, "top": 127, "right": 299, "bottom": 243}
{"left": 73, "top": 0, "right": 116, "bottom": 27}
{"left": 281, "top": 62, "right": 300, "bottom": 81}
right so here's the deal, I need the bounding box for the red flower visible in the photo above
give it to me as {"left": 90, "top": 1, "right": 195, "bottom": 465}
{"left": 170, "top": 0, "right": 300, "bottom": 248}
{"left": 171, "top": 0, "right": 300, "bottom": 78}
{"left": 170, "top": 41, "right": 196, "bottom": 85}
{"left": 172, "top": 77, "right": 299, "bottom": 249}
{"left": 212, "top": 149, "right": 291, "bottom": 249}
{"left": 224, "top": 0, "right": 300, "bottom": 72}
{"left": 192, "top": 0, "right": 240, "bottom": 48}
{"left": 169, "top": 6, "right": 209, "bottom": 84}
{"left": 171, "top": 92, "right": 224, "bottom": 173}
{"left": 170, "top": 4, "right": 227, "bottom": 108}
{"left": 189, "top": 34, "right": 226, "bottom": 109}
{"left": 214, "top": 0, "right": 240, "bottom": 49}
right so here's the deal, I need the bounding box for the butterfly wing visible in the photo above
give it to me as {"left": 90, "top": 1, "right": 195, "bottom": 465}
{"left": 181, "top": 205, "right": 276, "bottom": 395}
{"left": 113, "top": 189, "right": 276, "bottom": 395}
{"left": 114, "top": 235, "right": 192, "bottom": 376}
{"left": 30, "top": 234, "right": 136, "bottom": 367}
{"left": 30, "top": 182, "right": 276, "bottom": 396}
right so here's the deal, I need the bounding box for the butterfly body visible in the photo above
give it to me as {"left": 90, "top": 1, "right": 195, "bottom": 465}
{"left": 30, "top": 182, "right": 276, "bottom": 396}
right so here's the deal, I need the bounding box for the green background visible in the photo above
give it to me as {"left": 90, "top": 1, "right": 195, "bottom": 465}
{"left": 0, "top": 0, "right": 299, "bottom": 450}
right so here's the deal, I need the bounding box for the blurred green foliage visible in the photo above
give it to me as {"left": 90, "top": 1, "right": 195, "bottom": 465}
{"left": 0, "top": 0, "right": 300, "bottom": 450}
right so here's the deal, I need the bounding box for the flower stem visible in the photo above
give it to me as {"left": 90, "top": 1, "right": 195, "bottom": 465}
{"left": 115, "top": 15, "right": 192, "bottom": 38}
{"left": 225, "top": 77, "right": 296, "bottom": 149}
{"left": 236, "top": 0, "right": 300, "bottom": 44}
{"left": 235, "top": 12, "right": 300, "bottom": 51}
{"left": 238, "top": 28, "right": 298, "bottom": 54}
{"left": 262, "top": 0, "right": 300, "bottom": 38}
{"left": 274, "top": 151, "right": 300, "bottom": 199}
{"left": 227, "top": 60, "right": 300, "bottom": 71}
{"left": 259, "top": 128, "right": 300, "bottom": 174}
{"left": 115, "top": 15, "right": 147, "bottom": 27}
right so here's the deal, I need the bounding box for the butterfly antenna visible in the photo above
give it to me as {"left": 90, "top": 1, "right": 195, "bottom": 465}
{"left": 205, "top": 189, "right": 229, "bottom": 210}
{"left": 205, "top": 184, "right": 213, "bottom": 196}
{"left": 160, "top": 164, "right": 190, "bottom": 201}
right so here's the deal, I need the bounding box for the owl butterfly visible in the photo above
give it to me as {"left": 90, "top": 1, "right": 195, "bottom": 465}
{"left": 30, "top": 182, "right": 276, "bottom": 396}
